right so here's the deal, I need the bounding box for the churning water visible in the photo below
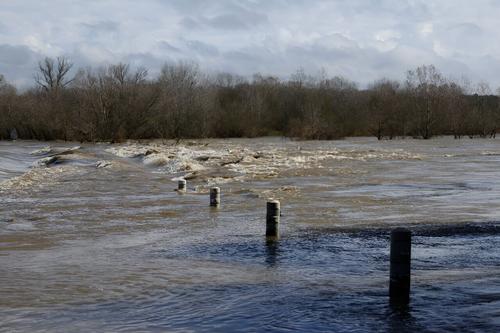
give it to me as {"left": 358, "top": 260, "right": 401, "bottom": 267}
{"left": 1, "top": 137, "right": 499, "bottom": 332}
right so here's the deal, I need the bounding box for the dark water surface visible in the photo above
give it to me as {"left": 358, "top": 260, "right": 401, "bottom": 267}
{"left": 1, "top": 137, "right": 499, "bottom": 332}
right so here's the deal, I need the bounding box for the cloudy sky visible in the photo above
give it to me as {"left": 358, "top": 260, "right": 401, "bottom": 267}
{"left": 1, "top": 0, "right": 500, "bottom": 88}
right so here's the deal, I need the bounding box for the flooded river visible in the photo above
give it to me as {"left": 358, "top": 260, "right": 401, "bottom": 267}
{"left": 1, "top": 137, "right": 499, "bottom": 332}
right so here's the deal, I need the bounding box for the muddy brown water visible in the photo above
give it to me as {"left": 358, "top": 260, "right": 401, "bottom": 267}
{"left": 1, "top": 137, "right": 500, "bottom": 332}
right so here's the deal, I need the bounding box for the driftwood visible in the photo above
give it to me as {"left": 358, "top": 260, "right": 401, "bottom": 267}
{"left": 220, "top": 157, "right": 243, "bottom": 166}
{"left": 195, "top": 156, "right": 210, "bottom": 162}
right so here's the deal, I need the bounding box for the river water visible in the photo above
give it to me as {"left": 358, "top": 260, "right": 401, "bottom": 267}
{"left": 1, "top": 137, "right": 499, "bottom": 332}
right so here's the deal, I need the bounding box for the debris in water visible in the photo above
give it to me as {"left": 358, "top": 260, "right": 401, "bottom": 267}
{"left": 221, "top": 157, "right": 244, "bottom": 166}
{"left": 96, "top": 161, "right": 112, "bottom": 168}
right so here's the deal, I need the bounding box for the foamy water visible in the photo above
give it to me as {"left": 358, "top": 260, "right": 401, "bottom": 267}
{"left": 1, "top": 137, "right": 500, "bottom": 332}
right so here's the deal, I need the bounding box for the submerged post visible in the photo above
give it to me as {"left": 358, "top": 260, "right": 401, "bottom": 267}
{"left": 266, "top": 200, "right": 280, "bottom": 239}
{"left": 210, "top": 187, "right": 220, "bottom": 207}
{"left": 178, "top": 179, "right": 187, "bottom": 192}
{"left": 389, "top": 228, "right": 412, "bottom": 306}
{"left": 10, "top": 128, "right": 18, "bottom": 141}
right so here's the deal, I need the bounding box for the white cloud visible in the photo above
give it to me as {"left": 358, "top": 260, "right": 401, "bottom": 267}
{"left": 0, "top": 0, "right": 499, "bottom": 88}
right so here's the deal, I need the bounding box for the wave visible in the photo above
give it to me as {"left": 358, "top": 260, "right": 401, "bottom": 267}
{"left": 305, "top": 221, "right": 500, "bottom": 238}
{"left": 0, "top": 145, "right": 111, "bottom": 191}
{"left": 413, "top": 222, "right": 500, "bottom": 237}
{"left": 2, "top": 140, "right": 425, "bottom": 191}
{"left": 0, "top": 165, "right": 84, "bottom": 192}
{"left": 104, "top": 142, "right": 423, "bottom": 186}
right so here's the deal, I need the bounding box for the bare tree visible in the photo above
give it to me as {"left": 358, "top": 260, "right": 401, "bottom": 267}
{"left": 4, "top": 59, "right": 500, "bottom": 142}
{"left": 406, "top": 65, "right": 446, "bottom": 139}
{"left": 368, "top": 79, "right": 400, "bottom": 140}
{"left": 0, "top": 74, "right": 17, "bottom": 139}
{"left": 34, "top": 57, "right": 74, "bottom": 94}
{"left": 441, "top": 81, "right": 468, "bottom": 139}
{"left": 468, "top": 82, "right": 498, "bottom": 138}
{"left": 157, "top": 62, "right": 201, "bottom": 140}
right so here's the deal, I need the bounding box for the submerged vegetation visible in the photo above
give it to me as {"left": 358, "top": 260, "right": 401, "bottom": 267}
{"left": 1, "top": 57, "right": 499, "bottom": 142}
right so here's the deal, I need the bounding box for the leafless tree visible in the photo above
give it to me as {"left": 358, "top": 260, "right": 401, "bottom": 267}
{"left": 368, "top": 79, "right": 400, "bottom": 140}
{"left": 406, "top": 65, "right": 446, "bottom": 139}
{"left": 3, "top": 60, "right": 500, "bottom": 142}
{"left": 156, "top": 62, "right": 202, "bottom": 140}
{"left": 34, "top": 57, "right": 74, "bottom": 94}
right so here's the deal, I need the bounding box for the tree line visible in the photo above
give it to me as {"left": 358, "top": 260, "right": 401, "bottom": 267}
{"left": 1, "top": 57, "right": 499, "bottom": 142}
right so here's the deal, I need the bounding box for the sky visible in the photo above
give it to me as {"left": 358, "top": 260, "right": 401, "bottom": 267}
{"left": 1, "top": 0, "right": 500, "bottom": 89}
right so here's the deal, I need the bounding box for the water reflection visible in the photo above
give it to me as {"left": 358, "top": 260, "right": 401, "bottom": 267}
{"left": 386, "top": 305, "right": 420, "bottom": 333}
{"left": 265, "top": 239, "right": 280, "bottom": 267}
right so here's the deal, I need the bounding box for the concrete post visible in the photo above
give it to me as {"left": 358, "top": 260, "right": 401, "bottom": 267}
{"left": 178, "top": 179, "right": 187, "bottom": 192}
{"left": 210, "top": 187, "right": 220, "bottom": 207}
{"left": 266, "top": 200, "right": 280, "bottom": 239}
{"left": 389, "top": 228, "right": 412, "bottom": 306}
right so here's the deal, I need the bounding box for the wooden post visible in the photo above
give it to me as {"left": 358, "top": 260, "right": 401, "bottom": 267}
{"left": 266, "top": 200, "right": 280, "bottom": 239}
{"left": 210, "top": 187, "right": 220, "bottom": 207}
{"left": 178, "top": 179, "right": 187, "bottom": 192}
{"left": 390, "top": 228, "right": 412, "bottom": 306}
